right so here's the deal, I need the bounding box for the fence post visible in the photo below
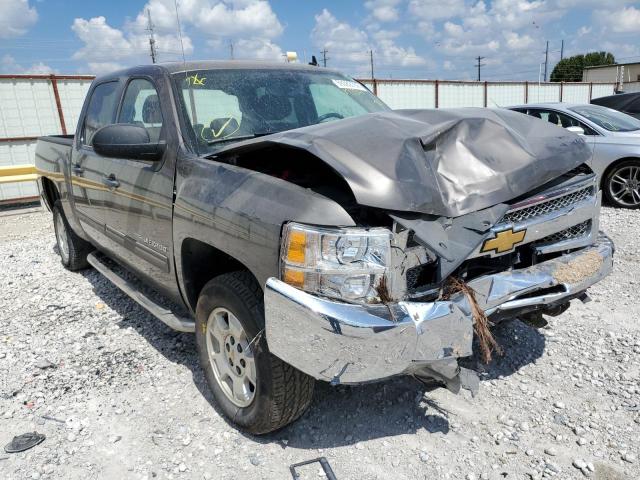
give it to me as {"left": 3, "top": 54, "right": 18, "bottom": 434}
{"left": 524, "top": 81, "right": 528, "bottom": 103}
{"left": 435, "top": 80, "right": 439, "bottom": 108}
{"left": 589, "top": 82, "right": 593, "bottom": 101}
{"left": 49, "top": 74, "right": 67, "bottom": 135}
{"left": 484, "top": 81, "right": 488, "bottom": 107}
{"left": 560, "top": 82, "right": 563, "bottom": 102}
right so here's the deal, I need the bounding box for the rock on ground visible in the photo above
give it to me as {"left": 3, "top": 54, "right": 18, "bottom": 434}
{"left": 0, "top": 206, "right": 638, "bottom": 480}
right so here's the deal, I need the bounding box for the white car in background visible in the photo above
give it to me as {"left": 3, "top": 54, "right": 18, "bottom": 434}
{"left": 510, "top": 103, "right": 640, "bottom": 208}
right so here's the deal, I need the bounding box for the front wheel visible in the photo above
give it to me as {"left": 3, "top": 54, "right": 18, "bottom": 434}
{"left": 195, "top": 271, "right": 314, "bottom": 434}
{"left": 603, "top": 160, "right": 640, "bottom": 209}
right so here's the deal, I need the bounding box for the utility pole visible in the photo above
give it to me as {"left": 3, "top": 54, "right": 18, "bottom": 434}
{"left": 369, "top": 50, "right": 375, "bottom": 80}
{"left": 321, "top": 49, "right": 328, "bottom": 67}
{"left": 560, "top": 39, "right": 564, "bottom": 61}
{"left": 475, "top": 56, "right": 485, "bottom": 81}
{"left": 146, "top": 8, "right": 158, "bottom": 64}
{"left": 229, "top": 40, "right": 234, "bottom": 60}
{"left": 543, "top": 40, "right": 549, "bottom": 82}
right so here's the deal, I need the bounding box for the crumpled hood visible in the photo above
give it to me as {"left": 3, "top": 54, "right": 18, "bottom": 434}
{"left": 215, "top": 108, "right": 591, "bottom": 218}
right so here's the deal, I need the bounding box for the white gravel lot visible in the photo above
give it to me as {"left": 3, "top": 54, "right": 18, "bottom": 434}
{"left": 0, "top": 206, "right": 638, "bottom": 480}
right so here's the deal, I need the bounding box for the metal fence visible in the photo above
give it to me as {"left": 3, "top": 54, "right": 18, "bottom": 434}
{"left": 358, "top": 79, "right": 616, "bottom": 109}
{"left": 0, "top": 74, "right": 93, "bottom": 203}
{"left": 0, "top": 75, "right": 618, "bottom": 202}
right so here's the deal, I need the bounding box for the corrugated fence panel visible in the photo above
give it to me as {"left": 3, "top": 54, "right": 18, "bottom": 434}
{"left": 527, "top": 84, "right": 560, "bottom": 103}
{"left": 57, "top": 80, "right": 93, "bottom": 133}
{"left": 0, "top": 140, "right": 38, "bottom": 199}
{"left": 487, "top": 83, "right": 525, "bottom": 107}
{"left": 439, "top": 83, "right": 484, "bottom": 107}
{"left": 0, "top": 76, "right": 92, "bottom": 202}
{"left": 623, "top": 82, "right": 640, "bottom": 93}
{"left": 561, "top": 84, "right": 590, "bottom": 104}
{"left": 0, "top": 79, "right": 59, "bottom": 137}
{"left": 376, "top": 81, "right": 436, "bottom": 109}
{"left": 591, "top": 84, "right": 615, "bottom": 99}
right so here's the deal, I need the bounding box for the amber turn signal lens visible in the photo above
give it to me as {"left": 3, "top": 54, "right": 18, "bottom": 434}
{"left": 286, "top": 230, "right": 306, "bottom": 264}
{"left": 283, "top": 268, "right": 305, "bottom": 288}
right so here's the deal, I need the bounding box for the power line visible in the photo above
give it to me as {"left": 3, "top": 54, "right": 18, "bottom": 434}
{"left": 146, "top": 8, "right": 158, "bottom": 64}
{"left": 543, "top": 40, "right": 549, "bottom": 81}
{"left": 321, "top": 49, "right": 329, "bottom": 67}
{"left": 370, "top": 50, "right": 375, "bottom": 79}
{"left": 475, "top": 56, "right": 485, "bottom": 81}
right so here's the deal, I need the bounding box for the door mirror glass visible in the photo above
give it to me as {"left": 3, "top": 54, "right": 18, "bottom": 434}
{"left": 566, "top": 126, "right": 585, "bottom": 135}
{"left": 92, "top": 124, "right": 165, "bottom": 161}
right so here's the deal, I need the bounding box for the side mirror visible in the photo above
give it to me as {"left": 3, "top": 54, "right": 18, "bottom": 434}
{"left": 566, "top": 126, "right": 585, "bottom": 136}
{"left": 92, "top": 124, "right": 165, "bottom": 161}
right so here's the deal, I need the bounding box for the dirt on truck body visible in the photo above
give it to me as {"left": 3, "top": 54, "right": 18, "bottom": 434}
{"left": 35, "top": 60, "right": 613, "bottom": 434}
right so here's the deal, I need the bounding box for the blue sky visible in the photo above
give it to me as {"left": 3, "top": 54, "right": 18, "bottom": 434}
{"left": 1, "top": 0, "right": 639, "bottom": 80}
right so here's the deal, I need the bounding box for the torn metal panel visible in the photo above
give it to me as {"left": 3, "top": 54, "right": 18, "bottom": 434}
{"left": 214, "top": 108, "right": 591, "bottom": 217}
{"left": 391, "top": 203, "right": 509, "bottom": 281}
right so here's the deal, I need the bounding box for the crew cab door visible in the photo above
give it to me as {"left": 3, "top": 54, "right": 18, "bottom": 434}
{"left": 99, "top": 77, "right": 178, "bottom": 294}
{"left": 70, "top": 81, "right": 120, "bottom": 242}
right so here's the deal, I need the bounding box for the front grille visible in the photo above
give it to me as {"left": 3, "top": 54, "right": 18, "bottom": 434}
{"left": 501, "top": 186, "right": 594, "bottom": 224}
{"left": 538, "top": 220, "right": 591, "bottom": 244}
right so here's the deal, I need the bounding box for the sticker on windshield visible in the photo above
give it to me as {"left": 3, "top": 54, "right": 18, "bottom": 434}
{"left": 331, "top": 79, "right": 367, "bottom": 92}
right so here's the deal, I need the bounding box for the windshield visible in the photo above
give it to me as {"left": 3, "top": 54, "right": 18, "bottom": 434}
{"left": 569, "top": 104, "right": 640, "bottom": 132}
{"left": 173, "top": 68, "right": 390, "bottom": 153}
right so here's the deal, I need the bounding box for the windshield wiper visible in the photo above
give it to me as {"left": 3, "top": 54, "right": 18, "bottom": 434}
{"left": 206, "top": 133, "right": 273, "bottom": 145}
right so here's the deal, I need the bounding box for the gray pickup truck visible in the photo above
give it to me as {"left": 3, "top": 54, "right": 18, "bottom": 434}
{"left": 35, "top": 61, "right": 613, "bottom": 434}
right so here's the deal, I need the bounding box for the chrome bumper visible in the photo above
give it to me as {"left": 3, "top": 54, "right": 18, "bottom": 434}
{"left": 264, "top": 234, "right": 614, "bottom": 385}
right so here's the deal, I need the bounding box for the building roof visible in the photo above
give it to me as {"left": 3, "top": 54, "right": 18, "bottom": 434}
{"left": 583, "top": 62, "right": 640, "bottom": 70}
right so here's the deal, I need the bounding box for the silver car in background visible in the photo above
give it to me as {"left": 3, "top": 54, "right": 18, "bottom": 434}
{"left": 510, "top": 103, "right": 640, "bottom": 208}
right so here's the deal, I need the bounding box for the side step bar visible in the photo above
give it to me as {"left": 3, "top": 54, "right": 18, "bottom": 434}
{"left": 87, "top": 252, "right": 195, "bottom": 333}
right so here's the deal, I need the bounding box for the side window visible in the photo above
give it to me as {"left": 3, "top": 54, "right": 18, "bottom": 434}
{"left": 309, "top": 84, "right": 368, "bottom": 119}
{"left": 533, "top": 109, "right": 598, "bottom": 136}
{"left": 118, "top": 79, "right": 163, "bottom": 142}
{"left": 82, "top": 82, "right": 119, "bottom": 146}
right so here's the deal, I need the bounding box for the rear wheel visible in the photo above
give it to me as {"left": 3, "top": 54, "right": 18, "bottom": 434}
{"left": 52, "top": 201, "right": 93, "bottom": 270}
{"left": 603, "top": 160, "right": 640, "bottom": 209}
{"left": 195, "top": 271, "right": 314, "bottom": 434}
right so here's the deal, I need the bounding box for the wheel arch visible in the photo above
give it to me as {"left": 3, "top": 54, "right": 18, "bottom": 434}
{"left": 179, "top": 238, "right": 261, "bottom": 313}
{"left": 40, "top": 177, "right": 60, "bottom": 212}
{"left": 600, "top": 156, "right": 640, "bottom": 190}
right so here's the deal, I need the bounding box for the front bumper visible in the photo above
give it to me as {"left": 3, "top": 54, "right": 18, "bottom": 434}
{"left": 264, "top": 234, "right": 614, "bottom": 385}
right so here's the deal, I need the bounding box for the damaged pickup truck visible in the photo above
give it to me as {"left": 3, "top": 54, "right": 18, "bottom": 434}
{"left": 35, "top": 61, "right": 614, "bottom": 434}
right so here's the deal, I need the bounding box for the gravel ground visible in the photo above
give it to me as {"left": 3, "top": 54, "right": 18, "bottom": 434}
{"left": 0, "top": 206, "right": 638, "bottom": 480}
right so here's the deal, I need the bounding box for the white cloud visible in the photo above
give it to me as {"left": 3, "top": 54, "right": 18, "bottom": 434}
{"left": 0, "top": 54, "right": 55, "bottom": 74}
{"left": 365, "top": 0, "right": 401, "bottom": 22}
{"left": 233, "top": 38, "right": 283, "bottom": 60}
{"left": 0, "top": 0, "right": 37, "bottom": 38}
{"left": 595, "top": 5, "right": 640, "bottom": 34}
{"left": 408, "top": 0, "right": 465, "bottom": 20}
{"left": 504, "top": 31, "right": 534, "bottom": 50}
{"left": 71, "top": 1, "right": 284, "bottom": 73}
{"left": 311, "top": 8, "right": 427, "bottom": 73}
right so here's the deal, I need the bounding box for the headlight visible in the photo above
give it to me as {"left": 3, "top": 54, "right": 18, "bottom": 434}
{"left": 280, "top": 222, "right": 392, "bottom": 303}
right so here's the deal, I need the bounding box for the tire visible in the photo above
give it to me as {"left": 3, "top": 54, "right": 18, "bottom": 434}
{"left": 603, "top": 159, "right": 640, "bottom": 209}
{"left": 52, "top": 201, "right": 93, "bottom": 271}
{"left": 195, "top": 271, "right": 314, "bottom": 434}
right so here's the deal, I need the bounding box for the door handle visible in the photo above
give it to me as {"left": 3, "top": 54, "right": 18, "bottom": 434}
{"left": 72, "top": 164, "right": 84, "bottom": 175}
{"left": 102, "top": 174, "right": 120, "bottom": 189}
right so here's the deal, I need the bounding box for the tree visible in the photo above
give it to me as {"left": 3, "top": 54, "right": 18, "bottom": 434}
{"left": 550, "top": 51, "right": 616, "bottom": 82}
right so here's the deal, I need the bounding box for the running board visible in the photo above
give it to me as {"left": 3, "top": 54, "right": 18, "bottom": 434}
{"left": 87, "top": 252, "right": 195, "bottom": 333}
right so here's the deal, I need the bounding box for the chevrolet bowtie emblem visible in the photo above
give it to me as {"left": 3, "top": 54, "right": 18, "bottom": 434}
{"left": 481, "top": 228, "right": 527, "bottom": 254}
